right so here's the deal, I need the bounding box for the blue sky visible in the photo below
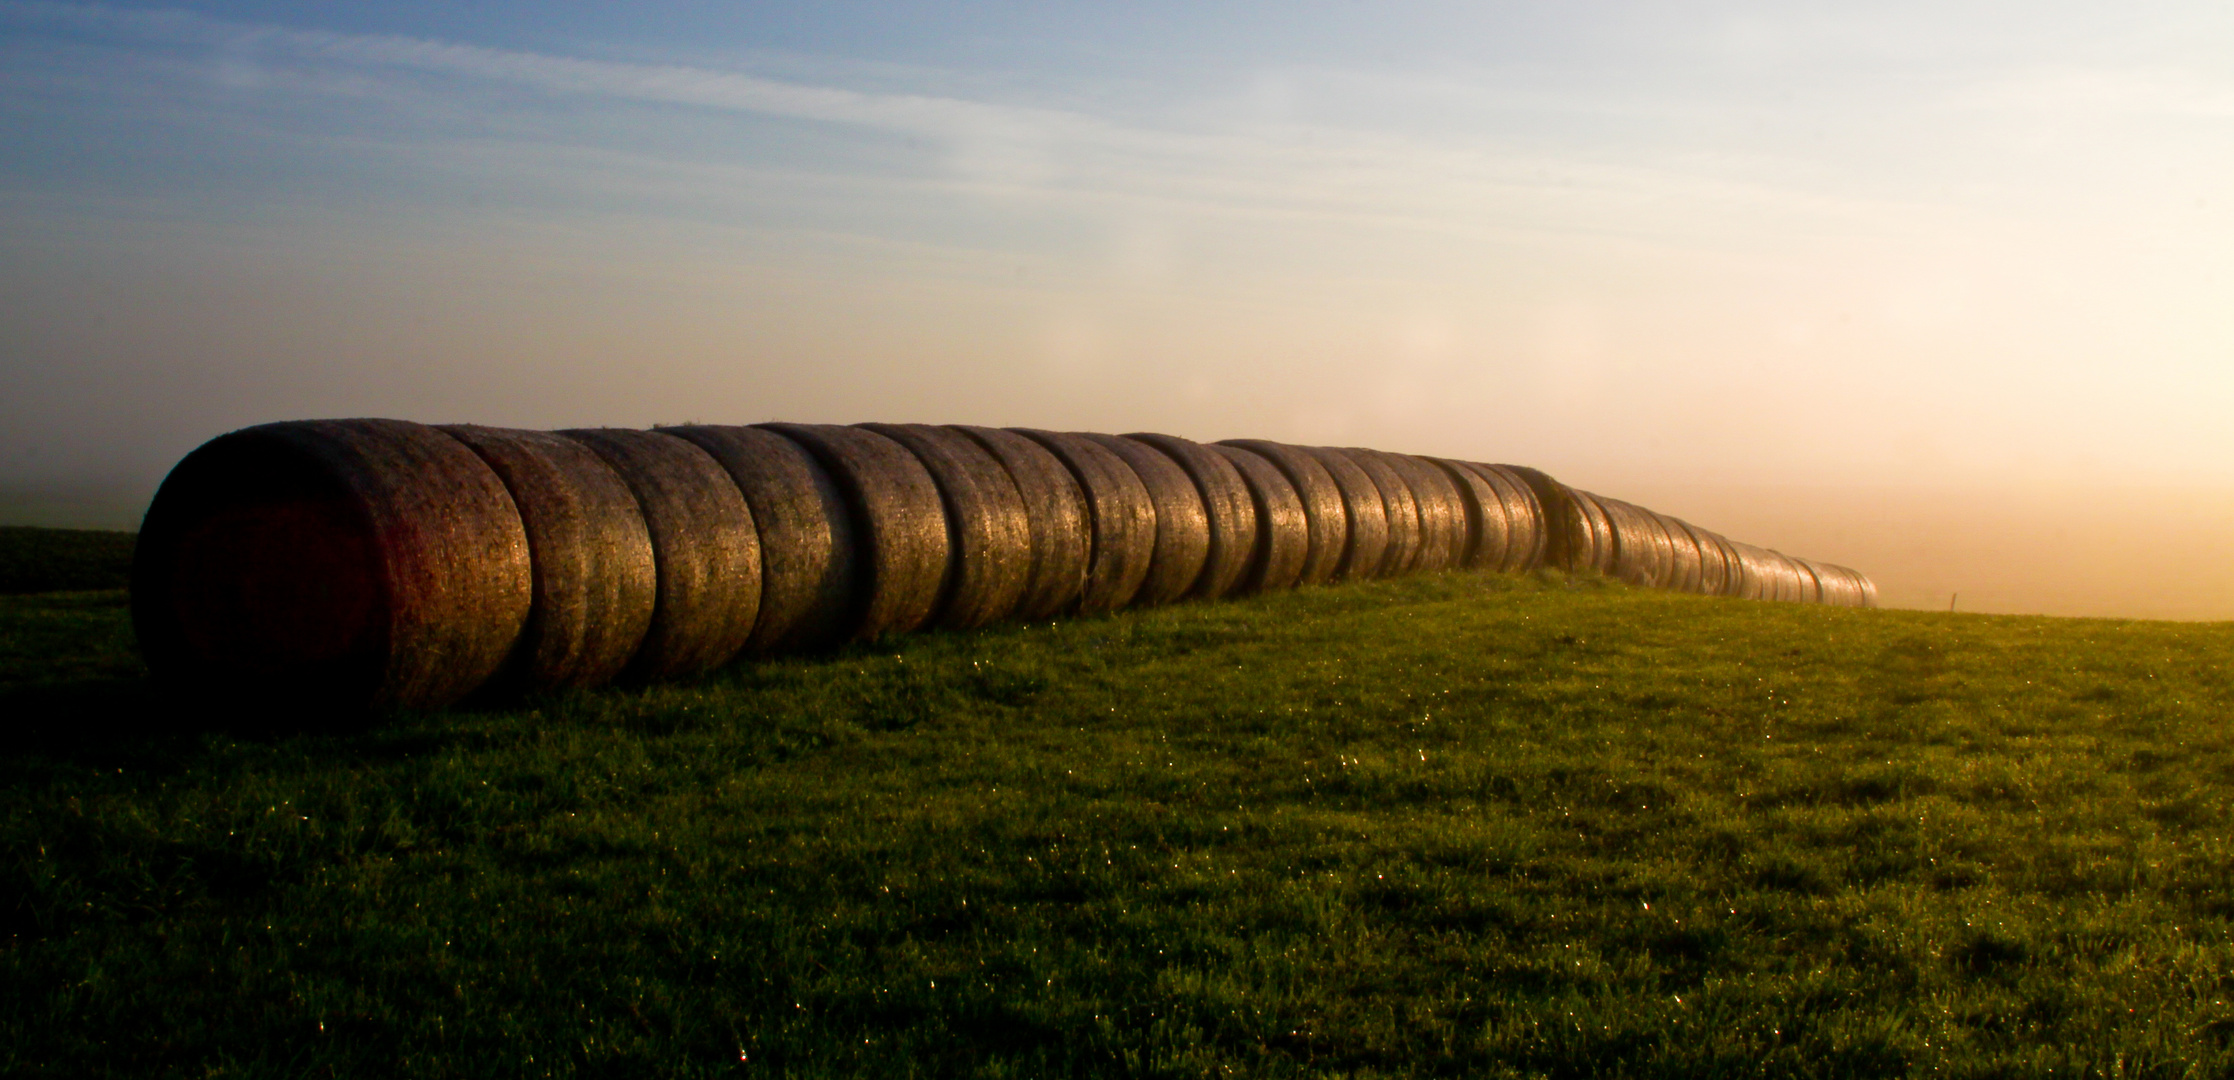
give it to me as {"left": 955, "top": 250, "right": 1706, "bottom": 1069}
{"left": 4, "top": 2, "right": 2233, "bottom": 613}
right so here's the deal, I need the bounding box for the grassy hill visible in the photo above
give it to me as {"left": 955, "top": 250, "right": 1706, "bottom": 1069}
{"left": 4, "top": 560, "right": 2233, "bottom": 1076}
{"left": 0, "top": 525, "right": 135, "bottom": 594}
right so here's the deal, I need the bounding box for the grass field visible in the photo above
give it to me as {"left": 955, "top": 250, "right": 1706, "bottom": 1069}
{"left": 0, "top": 525, "right": 136, "bottom": 594}
{"left": 6, "top": 539, "right": 2234, "bottom": 1077}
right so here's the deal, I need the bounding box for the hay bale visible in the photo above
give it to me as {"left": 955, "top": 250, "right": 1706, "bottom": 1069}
{"left": 1677, "top": 521, "right": 1733, "bottom": 597}
{"left": 1218, "top": 440, "right": 1348, "bottom": 586}
{"left": 132, "top": 418, "right": 531, "bottom": 709}
{"left": 1079, "top": 433, "right": 1210, "bottom": 605}
{"left": 1497, "top": 465, "right": 1592, "bottom": 572}
{"left": 1330, "top": 448, "right": 1421, "bottom": 577}
{"left": 1298, "top": 446, "right": 1389, "bottom": 581}
{"left": 757, "top": 423, "right": 948, "bottom": 640}
{"left": 442, "top": 425, "right": 656, "bottom": 692}
{"left": 1843, "top": 565, "right": 1881, "bottom": 608}
{"left": 1790, "top": 557, "right": 1824, "bottom": 604}
{"left": 663, "top": 425, "right": 858, "bottom": 651}
{"left": 560, "top": 429, "right": 760, "bottom": 681}
{"left": 1125, "top": 433, "right": 1260, "bottom": 600}
{"left": 1011, "top": 429, "right": 1155, "bottom": 614}
{"left": 1426, "top": 458, "right": 1507, "bottom": 570}
{"left": 1384, "top": 454, "right": 1465, "bottom": 572}
{"left": 954, "top": 426, "right": 1090, "bottom": 620}
{"left": 1208, "top": 443, "right": 1310, "bottom": 593}
{"left": 859, "top": 423, "right": 1031, "bottom": 630}
{"left": 1590, "top": 496, "right": 1657, "bottom": 587}
{"left": 1547, "top": 485, "right": 1618, "bottom": 575}
{"left": 1463, "top": 463, "right": 1547, "bottom": 572}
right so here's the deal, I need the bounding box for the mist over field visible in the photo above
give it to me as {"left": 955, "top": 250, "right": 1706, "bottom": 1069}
{"left": 4, "top": 1, "right": 2230, "bottom": 618}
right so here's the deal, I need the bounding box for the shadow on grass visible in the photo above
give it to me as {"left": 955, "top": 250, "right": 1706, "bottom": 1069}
{"left": 0, "top": 676, "right": 384, "bottom": 769}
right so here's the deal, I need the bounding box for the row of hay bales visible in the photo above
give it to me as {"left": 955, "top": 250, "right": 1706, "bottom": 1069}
{"left": 130, "top": 419, "right": 1875, "bottom": 709}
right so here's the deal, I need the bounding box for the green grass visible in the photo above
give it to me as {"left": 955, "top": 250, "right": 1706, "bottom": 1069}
{"left": 5, "top": 567, "right": 2234, "bottom": 1077}
{"left": 0, "top": 525, "right": 136, "bottom": 594}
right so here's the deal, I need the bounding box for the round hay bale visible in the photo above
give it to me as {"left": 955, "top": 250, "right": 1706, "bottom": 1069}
{"left": 1383, "top": 453, "right": 1465, "bottom": 572}
{"left": 560, "top": 429, "right": 760, "bottom": 682}
{"left": 132, "top": 418, "right": 531, "bottom": 710}
{"left": 1591, "top": 496, "right": 1658, "bottom": 587}
{"left": 1842, "top": 565, "right": 1878, "bottom": 607}
{"left": 442, "top": 425, "right": 656, "bottom": 692}
{"left": 1011, "top": 429, "right": 1155, "bottom": 614}
{"left": 1298, "top": 446, "right": 1389, "bottom": 581}
{"left": 1726, "top": 540, "right": 1771, "bottom": 600}
{"left": 1125, "top": 433, "right": 1259, "bottom": 599}
{"left": 1677, "top": 521, "right": 1733, "bottom": 598}
{"left": 1790, "top": 557, "right": 1825, "bottom": 604}
{"left": 1426, "top": 458, "right": 1508, "bottom": 571}
{"left": 1208, "top": 443, "right": 1309, "bottom": 593}
{"left": 1711, "top": 534, "right": 1751, "bottom": 598}
{"left": 1466, "top": 463, "right": 1547, "bottom": 572}
{"left": 1553, "top": 486, "right": 1618, "bottom": 576}
{"left": 954, "top": 425, "right": 1090, "bottom": 620}
{"left": 1332, "top": 448, "right": 1421, "bottom": 577}
{"left": 1656, "top": 513, "right": 1706, "bottom": 594}
{"left": 663, "top": 425, "right": 857, "bottom": 651}
{"left": 1764, "top": 550, "right": 1804, "bottom": 603}
{"left": 1219, "top": 440, "right": 1347, "bottom": 586}
{"left": 757, "top": 423, "right": 948, "bottom": 640}
{"left": 1079, "top": 433, "right": 1210, "bottom": 605}
{"left": 859, "top": 423, "right": 1031, "bottom": 630}
{"left": 1499, "top": 466, "right": 1597, "bottom": 573}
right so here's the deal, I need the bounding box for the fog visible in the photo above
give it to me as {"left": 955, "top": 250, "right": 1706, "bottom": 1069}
{"left": 4, "top": 2, "right": 2230, "bottom": 619}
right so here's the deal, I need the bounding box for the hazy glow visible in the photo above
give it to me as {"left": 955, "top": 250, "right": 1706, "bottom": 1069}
{"left": 4, "top": 2, "right": 2231, "bottom": 617}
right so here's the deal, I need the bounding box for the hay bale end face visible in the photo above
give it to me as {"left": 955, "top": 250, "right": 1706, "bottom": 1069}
{"left": 662, "top": 425, "right": 858, "bottom": 652}
{"left": 133, "top": 418, "right": 532, "bottom": 710}
{"left": 1125, "top": 433, "right": 1260, "bottom": 601}
{"left": 1462, "top": 463, "right": 1546, "bottom": 572}
{"left": 1011, "top": 429, "right": 1155, "bottom": 614}
{"left": 442, "top": 425, "right": 656, "bottom": 692}
{"left": 1217, "top": 440, "right": 1348, "bottom": 586}
{"left": 1299, "top": 446, "right": 1389, "bottom": 582}
{"left": 559, "top": 429, "right": 761, "bottom": 682}
{"left": 953, "top": 425, "right": 1091, "bottom": 620}
{"left": 1385, "top": 454, "right": 1466, "bottom": 573}
{"left": 757, "top": 423, "right": 948, "bottom": 641}
{"left": 1208, "top": 443, "right": 1310, "bottom": 593}
{"left": 1078, "top": 432, "right": 1209, "bottom": 606}
{"left": 1427, "top": 458, "right": 1506, "bottom": 571}
{"left": 860, "top": 423, "right": 1032, "bottom": 630}
{"left": 1339, "top": 449, "right": 1423, "bottom": 578}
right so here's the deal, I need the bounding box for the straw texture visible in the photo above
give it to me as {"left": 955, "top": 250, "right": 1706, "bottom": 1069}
{"left": 1078, "top": 433, "right": 1209, "bottom": 606}
{"left": 1385, "top": 453, "right": 1465, "bottom": 573}
{"left": 1208, "top": 443, "right": 1310, "bottom": 593}
{"left": 663, "top": 425, "right": 858, "bottom": 651}
{"left": 1428, "top": 458, "right": 1508, "bottom": 571}
{"left": 133, "top": 418, "right": 532, "bottom": 709}
{"left": 1125, "top": 433, "right": 1260, "bottom": 601}
{"left": 561, "top": 429, "right": 760, "bottom": 682}
{"left": 442, "top": 424, "right": 656, "bottom": 692}
{"left": 1338, "top": 449, "right": 1421, "bottom": 577}
{"left": 1218, "top": 440, "right": 1347, "bottom": 587}
{"left": 1299, "top": 447, "right": 1389, "bottom": 582}
{"left": 952, "top": 425, "right": 1091, "bottom": 621}
{"left": 860, "top": 423, "right": 1032, "bottom": 630}
{"left": 1011, "top": 429, "right": 1155, "bottom": 615}
{"left": 758, "top": 423, "right": 949, "bottom": 641}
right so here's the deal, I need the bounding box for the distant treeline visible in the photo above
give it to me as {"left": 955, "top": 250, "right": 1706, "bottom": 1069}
{"left": 0, "top": 526, "right": 136, "bottom": 594}
{"left": 131, "top": 419, "right": 1876, "bottom": 710}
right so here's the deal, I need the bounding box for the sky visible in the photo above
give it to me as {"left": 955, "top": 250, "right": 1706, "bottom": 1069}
{"left": 3, "top": 2, "right": 2231, "bottom": 618}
